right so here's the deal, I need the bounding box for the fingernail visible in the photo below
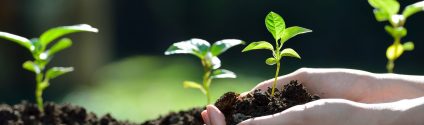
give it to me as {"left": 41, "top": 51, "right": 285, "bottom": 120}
{"left": 201, "top": 110, "right": 211, "bottom": 125}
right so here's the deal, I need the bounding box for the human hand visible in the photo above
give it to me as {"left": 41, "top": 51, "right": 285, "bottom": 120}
{"left": 202, "top": 68, "right": 424, "bottom": 125}
{"left": 252, "top": 68, "right": 424, "bottom": 103}
{"left": 203, "top": 96, "right": 424, "bottom": 125}
{"left": 202, "top": 99, "right": 373, "bottom": 125}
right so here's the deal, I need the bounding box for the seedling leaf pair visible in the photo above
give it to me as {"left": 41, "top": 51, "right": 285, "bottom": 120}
{"left": 0, "top": 24, "right": 98, "bottom": 111}
{"left": 165, "top": 38, "right": 243, "bottom": 104}
{"left": 243, "top": 11, "right": 311, "bottom": 96}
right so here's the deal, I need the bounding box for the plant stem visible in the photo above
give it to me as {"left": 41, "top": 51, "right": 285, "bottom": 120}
{"left": 271, "top": 38, "right": 281, "bottom": 97}
{"left": 387, "top": 36, "right": 401, "bottom": 73}
{"left": 35, "top": 73, "right": 44, "bottom": 112}
{"left": 201, "top": 59, "right": 213, "bottom": 104}
{"left": 271, "top": 62, "right": 280, "bottom": 97}
{"left": 387, "top": 60, "right": 394, "bottom": 73}
{"left": 203, "top": 70, "right": 212, "bottom": 104}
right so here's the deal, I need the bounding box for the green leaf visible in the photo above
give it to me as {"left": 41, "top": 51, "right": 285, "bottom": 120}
{"left": 265, "top": 57, "right": 277, "bottom": 65}
{"left": 183, "top": 81, "right": 206, "bottom": 94}
{"left": 386, "top": 43, "right": 404, "bottom": 60}
{"left": 40, "top": 24, "right": 98, "bottom": 46}
{"left": 373, "top": 9, "right": 390, "bottom": 21}
{"left": 0, "top": 32, "right": 34, "bottom": 51}
{"left": 46, "top": 38, "right": 73, "bottom": 58}
{"left": 265, "top": 11, "right": 285, "bottom": 41}
{"left": 403, "top": 1, "right": 424, "bottom": 18}
{"left": 242, "top": 41, "right": 274, "bottom": 52}
{"left": 211, "top": 69, "right": 236, "bottom": 79}
{"left": 403, "top": 41, "right": 414, "bottom": 51}
{"left": 46, "top": 67, "right": 74, "bottom": 79}
{"left": 368, "top": 0, "right": 400, "bottom": 15}
{"left": 384, "top": 25, "right": 407, "bottom": 38}
{"left": 22, "top": 61, "right": 40, "bottom": 73}
{"left": 280, "top": 48, "right": 301, "bottom": 59}
{"left": 280, "top": 26, "right": 312, "bottom": 44}
{"left": 164, "top": 38, "right": 210, "bottom": 58}
{"left": 210, "top": 39, "right": 244, "bottom": 56}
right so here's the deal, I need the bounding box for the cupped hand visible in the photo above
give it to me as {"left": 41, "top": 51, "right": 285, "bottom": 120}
{"left": 201, "top": 68, "right": 424, "bottom": 125}
{"left": 202, "top": 99, "right": 376, "bottom": 125}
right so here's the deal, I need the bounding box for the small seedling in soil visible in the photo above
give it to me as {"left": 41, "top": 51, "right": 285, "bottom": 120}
{"left": 368, "top": 0, "right": 424, "bottom": 73}
{"left": 0, "top": 24, "right": 98, "bottom": 112}
{"left": 165, "top": 38, "right": 243, "bottom": 104}
{"left": 215, "top": 81, "right": 319, "bottom": 125}
{"left": 242, "top": 11, "right": 311, "bottom": 96}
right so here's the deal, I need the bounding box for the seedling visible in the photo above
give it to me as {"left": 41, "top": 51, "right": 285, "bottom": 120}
{"left": 165, "top": 38, "right": 243, "bottom": 104}
{"left": 242, "top": 11, "right": 311, "bottom": 97}
{"left": 0, "top": 24, "right": 98, "bottom": 111}
{"left": 368, "top": 0, "right": 424, "bottom": 73}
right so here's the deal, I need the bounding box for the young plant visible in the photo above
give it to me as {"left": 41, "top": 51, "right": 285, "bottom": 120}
{"left": 242, "top": 11, "right": 311, "bottom": 97}
{"left": 368, "top": 0, "right": 424, "bottom": 73}
{"left": 0, "top": 24, "right": 98, "bottom": 111}
{"left": 165, "top": 38, "right": 243, "bottom": 104}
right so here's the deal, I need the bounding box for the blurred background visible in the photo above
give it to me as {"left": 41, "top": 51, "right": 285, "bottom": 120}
{"left": 0, "top": 0, "right": 423, "bottom": 122}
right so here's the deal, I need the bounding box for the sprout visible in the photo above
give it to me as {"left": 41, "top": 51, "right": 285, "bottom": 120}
{"left": 368, "top": 0, "right": 423, "bottom": 72}
{"left": 165, "top": 38, "right": 243, "bottom": 104}
{"left": 0, "top": 24, "right": 98, "bottom": 112}
{"left": 242, "top": 12, "right": 311, "bottom": 97}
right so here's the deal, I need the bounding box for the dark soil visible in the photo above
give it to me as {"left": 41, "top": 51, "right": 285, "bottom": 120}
{"left": 1, "top": 80, "right": 317, "bottom": 125}
{"left": 215, "top": 80, "right": 320, "bottom": 125}
{"left": 141, "top": 107, "right": 204, "bottom": 125}
{"left": 0, "top": 101, "right": 135, "bottom": 125}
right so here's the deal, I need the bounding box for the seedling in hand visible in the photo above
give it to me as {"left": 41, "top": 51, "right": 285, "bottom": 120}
{"left": 0, "top": 24, "right": 98, "bottom": 112}
{"left": 165, "top": 38, "right": 243, "bottom": 104}
{"left": 242, "top": 11, "right": 311, "bottom": 97}
{"left": 368, "top": 0, "right": 424, "bottom": 73}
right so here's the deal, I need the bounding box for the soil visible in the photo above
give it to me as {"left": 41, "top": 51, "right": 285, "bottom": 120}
{"left": 215, "top": 80, "right": 320, "bottom": 125}
{"left": 1, "top": 80, "right": 317, "bottom": 125}
{"left": 141, "top": 107, "right": 204, "bottom": 125}
{"left": 0, "top": 101, "right": 135, "bottom": 125}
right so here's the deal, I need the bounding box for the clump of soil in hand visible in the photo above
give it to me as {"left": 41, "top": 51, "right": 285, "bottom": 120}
{"left": 215, "top": 80, "right": 320, "bottom": 125}
{"left": 0, "top": 101, "right": 134, "bottom": 125}
{"left": 142, "top": 107, "right": 204, "bottom": 125}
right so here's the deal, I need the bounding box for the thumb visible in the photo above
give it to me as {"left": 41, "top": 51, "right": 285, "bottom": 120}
{"left": 206, "top": 105, "right": 226, "bottom": 125}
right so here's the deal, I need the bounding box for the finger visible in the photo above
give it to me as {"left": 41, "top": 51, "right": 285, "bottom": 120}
{"left": 201, "top": 110, "right": 211, "bottom": 125}
{"left": 206, "top": 105, "right": 226, "bottom": 125}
